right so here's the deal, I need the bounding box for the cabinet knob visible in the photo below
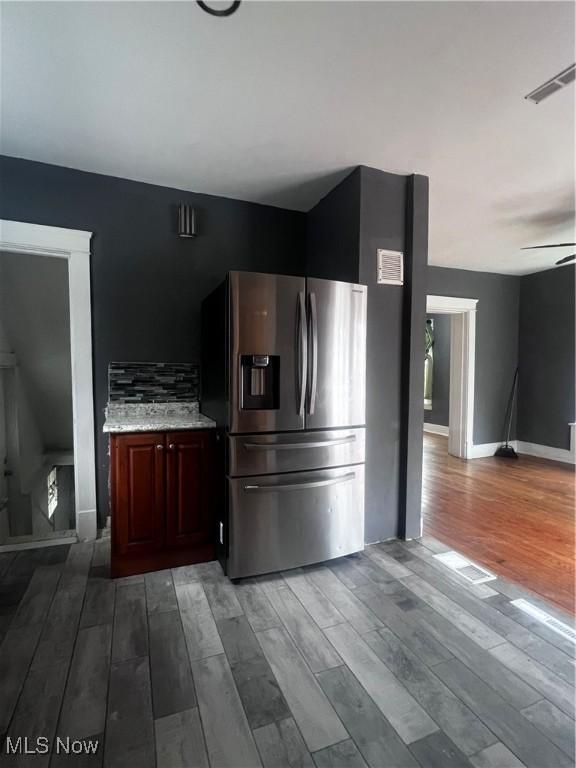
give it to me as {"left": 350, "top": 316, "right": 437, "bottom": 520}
{"left": 169, "top": 443, "right": 175, "bottom": 450}
{"left": 156, "top": 444, "right": 163, "bottom": 450}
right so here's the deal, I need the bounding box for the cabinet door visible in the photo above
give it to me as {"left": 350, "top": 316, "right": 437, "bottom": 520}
{"left": 166, "top": 431, "right": 215, "bottom": 548}
{"left": 111, "top": 433, "right": 165, "bottom": 556}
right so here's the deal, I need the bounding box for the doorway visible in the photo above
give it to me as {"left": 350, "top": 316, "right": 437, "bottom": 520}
{"left": 423, "top": 295, "right": 477, "bottom": 459}
{"left": 420, "top": 294, "right": 477, "bottom": 541}
{"left": 0, "top": 219, "right": 96, "bottom": 546}
{"left": 424, "top": 313, "right": 451, "bottom": 438}
{"left": 0, "top": 250, "right": 76, "bottom": 545}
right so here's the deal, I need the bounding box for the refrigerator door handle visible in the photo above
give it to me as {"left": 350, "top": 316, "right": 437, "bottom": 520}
{"left": 307, "top": 291, "right": 318, "bottom": 414}
{"left": 243, "top": 472, "right": 356, "bottom": 493}
{"left": 297, "top": 291, "right": 308, "bottom": 416}
{"left": 242, "top": 435, "right": 356, "bottom": 451}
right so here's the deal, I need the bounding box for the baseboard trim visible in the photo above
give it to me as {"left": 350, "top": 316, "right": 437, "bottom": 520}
{"left": 468, "top": 440, "right": 575, "bottom": 464}
{"left": 423, "top": 423, "right": 449, "bottom": 437}
{"left": 76, "top": 508, "right": 98, "bottom": 541}
{"left": 516, "top": 441, "right": 575, "bottom": 465}
{"left": 469, "top": 441, "right": 518, "bottom": 459}
{"left": 0, "top": 536, "right": 77, "bottom": 553}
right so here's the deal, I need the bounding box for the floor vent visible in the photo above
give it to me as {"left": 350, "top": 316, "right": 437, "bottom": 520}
{"left": 433, "top": 551, "right": 497, "bottom": 584}
{"left": 510, "top": 599, "right": 576, "bottom": 644}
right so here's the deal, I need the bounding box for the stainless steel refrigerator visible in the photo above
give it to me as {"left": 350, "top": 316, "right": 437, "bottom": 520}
{"left": 202, "top": 271, "right": 367, "bottom": 579}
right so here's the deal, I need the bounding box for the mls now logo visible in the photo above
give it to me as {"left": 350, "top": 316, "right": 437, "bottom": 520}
{"left": 55, "top": 737, "right": 100, "bottom": 755}
{"left": 4, "top": 737, "right": 99, "bottom": 755}
{"left": 4, "top": 738, "right": 50, "bottom": 755}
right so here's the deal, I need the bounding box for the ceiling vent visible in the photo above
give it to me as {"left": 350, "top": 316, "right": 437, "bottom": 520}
{"left": 377, "top": 249, "right": 404, "bottom": 285}
{"left": 525, "top": 64, "right": 575, "bottom": 104}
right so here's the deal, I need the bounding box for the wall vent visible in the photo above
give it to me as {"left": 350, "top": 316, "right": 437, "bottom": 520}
{"left": 510, "top": 599, "right": 576, "bottom": 643}
{"left": 377, "top": 249, "right": 404, "bottom": 285}
{"left": 525, "top": 64, "right": 576, "bottom": 104}
{"left": 433, "top": 551, "right": 497, "bottom": 584}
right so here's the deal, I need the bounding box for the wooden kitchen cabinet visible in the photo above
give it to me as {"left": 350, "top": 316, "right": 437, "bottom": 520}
{"left": 112, "top": 432, "right": 166, "bottom": 558}
{"left": 111, "top": 429, "right": 217, "bottom": 577}
{"left": 166, "top": 431, "right": 214, "bottom": 548}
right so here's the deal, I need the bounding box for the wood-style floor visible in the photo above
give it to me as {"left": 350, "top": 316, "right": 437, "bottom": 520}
{"left": 422, "top": 433, "right": 575, "bottom": 615}
{"left": 0, "top": 537, "right": 574, "bottom": 768}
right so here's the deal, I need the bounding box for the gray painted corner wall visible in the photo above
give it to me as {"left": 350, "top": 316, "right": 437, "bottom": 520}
{"left": 358, "top": 168, "right": 408, "bottom": 543}
{"left": 424, "top": 313, "right": 450, "bottom": 428}
{"left": 397, "top": 174, "right": 429, "bottom": 540}
{"left": 0, "top": 250, "right": 73, "bottom": 450}
{"left": 518, "top": 264, "right": 575, "bottom": 450}
{"left": 427, "top": 266, "right": 520, "bottom": 445}
{"left": 307, "top": 165, "right": 429, "bottom": 544}
{"left": 426, "top": 266, "right": 574, "bottom": 450}
{"left": 305, "top": 168, "right": 361, "bottom": 283}
{"left": 0, "top": 155, "right": 306, "bottom": 525}
{"left": 3, "top": 150, "right": 569, "bottom": 550}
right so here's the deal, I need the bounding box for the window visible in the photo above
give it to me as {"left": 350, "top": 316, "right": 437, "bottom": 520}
{"left": 47, "top": 466, "right": 58, "bottom": 518}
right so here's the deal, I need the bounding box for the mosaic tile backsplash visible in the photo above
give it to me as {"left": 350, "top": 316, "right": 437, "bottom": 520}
{"left": 108, "top": 362, "right": 200, "bottom": 403}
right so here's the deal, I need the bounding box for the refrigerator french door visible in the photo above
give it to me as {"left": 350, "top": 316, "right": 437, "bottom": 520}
{"left": 202, "top": 271, "right": 367, "bottom": 579}
{"left": 305, "top": 277, "right": 367, "bottom": 430}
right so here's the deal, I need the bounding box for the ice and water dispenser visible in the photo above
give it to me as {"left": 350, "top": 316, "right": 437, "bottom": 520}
{"left": 240, "top": 354, "right": 280, "bottom": 410}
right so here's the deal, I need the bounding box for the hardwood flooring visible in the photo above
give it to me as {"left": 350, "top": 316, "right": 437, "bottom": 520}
{"left": 422, "top": 433, "right": 575, "bottom": 615}
{"left": 0, "top": 536, "right": 574, "bottom": 767}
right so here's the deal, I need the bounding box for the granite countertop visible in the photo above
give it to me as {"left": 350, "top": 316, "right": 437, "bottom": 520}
{"left": 103, "top": 402, "right": 216, "bottom": 433}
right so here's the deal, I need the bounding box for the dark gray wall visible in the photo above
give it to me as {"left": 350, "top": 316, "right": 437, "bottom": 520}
{"left": 0, "top": 156, "right": 306, "bottom": 524}
{"left": 305, "top": 169, "right": 361, "bottom": 284}
{"left": 357, "top": 168, "right": 407, "bottom": 543}
{"left": 518, "top": 265, "right": 575, "bottom": 450}
{"left": 424, "top": 313, "right": 450, "bottom": 428}
{"left": 307, "top": 166, "right": 428, "bottom": 543}
{"left": 396, "top": 174, "right": 429, "bottom": 540}
{"left": 427, "top": 267, "right": 520, "bottom": 445}
{"left": 2, "top": 156, "right": 432, "bottom": 541}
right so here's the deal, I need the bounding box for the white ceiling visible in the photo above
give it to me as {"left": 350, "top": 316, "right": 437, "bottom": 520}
{"left": 1, "top": 1, "right": 574, "bottom": 275}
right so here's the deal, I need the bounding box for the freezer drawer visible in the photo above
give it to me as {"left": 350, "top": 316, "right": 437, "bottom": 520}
{"left": 228, "top": 428, "right": 365, "bottom": 477}
{"left": 227, "top": 465, "right": 365, "bottom": 579}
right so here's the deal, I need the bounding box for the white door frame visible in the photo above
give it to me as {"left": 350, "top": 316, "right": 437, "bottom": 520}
{"left": 427, "top": 295, "right": 478, "bottom": 459}
{"left": 0, "top": 219, "right": 97, "bottom": 540}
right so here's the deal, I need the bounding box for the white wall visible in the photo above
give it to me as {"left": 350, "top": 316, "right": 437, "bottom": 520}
{"left": 0, "top": 312, "right": 45, "bottom": 536}
{"left": 0, "top": 251, "right": 73, "bottom": 538}
{"left": 0, "top": 370, "right": 7, "bottom": 540}
{"left": 0, "top": 314, "right": 10, "bottom": 350}
{"left": 0, "top": 367, "right": 6, "bottom": 505}
{"left": 14, "top": 369, "right": 45, "bottom": 495}
{"left": 0, "top": 306, "right": 9, "bottom": 535}
{"left": 0, "top": 250, "right": 73, "bottom": 450}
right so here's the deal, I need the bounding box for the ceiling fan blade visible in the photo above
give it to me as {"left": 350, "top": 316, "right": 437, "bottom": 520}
{"left": 556, "top": 254, "right": 576, "bottom": 265}
{"left": 522, "top": 243, "right": 576, "bottom": 250}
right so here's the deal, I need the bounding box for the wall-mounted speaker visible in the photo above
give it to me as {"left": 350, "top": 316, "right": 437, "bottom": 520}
{"left": 178, "top": 204, "right": 197, "bottom": 238}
